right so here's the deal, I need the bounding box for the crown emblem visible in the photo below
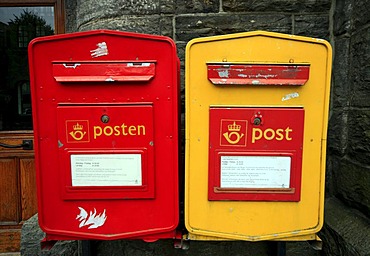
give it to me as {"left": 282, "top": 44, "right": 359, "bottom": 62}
{"left": 66, "top": 120, "right": 89, "bottom": 143}
{"left": 73, "top": 123, "right": 83, "bottom": 131}
{"left": 228, "top": 122, "right": 241, "bottom": 132}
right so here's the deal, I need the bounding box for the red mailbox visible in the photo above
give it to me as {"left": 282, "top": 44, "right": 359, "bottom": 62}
{"left": 28, "top": 30, "right": 180, "bottom": 241}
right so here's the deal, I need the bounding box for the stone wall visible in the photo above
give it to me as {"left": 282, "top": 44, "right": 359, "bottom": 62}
{"left": 321, "top": 0, "right": 370, "bottom": 255}
{"left": 327, "top": 0, "right": 370, "bottom": 216}
{"left": 66, "top": 0, "right": 331, "bottom": 39}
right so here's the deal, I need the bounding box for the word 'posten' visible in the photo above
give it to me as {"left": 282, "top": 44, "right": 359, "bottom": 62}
{"left": 93, "top": 124, "right": 146, "bottom": 139}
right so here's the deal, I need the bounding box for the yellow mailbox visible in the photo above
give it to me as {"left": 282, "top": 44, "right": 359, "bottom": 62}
{"left": 185, "top": 31, "right": 332, "bottom": 242}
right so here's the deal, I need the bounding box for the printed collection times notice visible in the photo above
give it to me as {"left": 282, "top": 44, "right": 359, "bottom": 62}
{"left": 71, "top": 154, "right": 142, "bottom": 186}
{"left": 220, "top": 156, "right": 291, "bottom": 188}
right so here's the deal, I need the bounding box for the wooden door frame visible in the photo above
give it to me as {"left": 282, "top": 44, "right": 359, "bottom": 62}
{"left": 0, "top": 0, "right": 65, "bottom": 34}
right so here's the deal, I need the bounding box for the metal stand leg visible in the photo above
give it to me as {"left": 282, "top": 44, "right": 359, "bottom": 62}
{"left": 78, "top": 240, "right": 94, "bottom": 256}
{"left": 276, "top": 241, "right": 286, "bottom": 256}
{"left": 40, "top": 238, "right": 57, "bottom": 251}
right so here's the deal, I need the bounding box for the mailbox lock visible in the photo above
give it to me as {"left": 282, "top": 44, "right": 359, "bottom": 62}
{"left": 253, "top": 117, "right": 262, "bottom": 126}
{"left": 252, "top": 112, "right": 263, "bottom": 126}
{"left": 101, "top": 114, "right": 110, "bottom": 123}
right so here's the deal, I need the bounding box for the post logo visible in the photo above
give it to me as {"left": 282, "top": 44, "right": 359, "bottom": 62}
{"left": 220, "top": 120, "right": 247, "bottom": 146}
{"left": 66, "top": 120, "right": 90, "bottom": 143}
{"left": 251, "top": 127, "right": 292, "bottom": 143}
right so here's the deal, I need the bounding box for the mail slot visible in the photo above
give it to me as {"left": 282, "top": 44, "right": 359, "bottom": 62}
{"left": 185, "top": 31, "right": 332, "bottom": 241}
{"left": 29, "top": 30, "right": 180, "bottom": 241}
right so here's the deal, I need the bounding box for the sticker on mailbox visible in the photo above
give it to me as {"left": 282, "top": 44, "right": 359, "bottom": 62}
{"left": 76, "top": 207, "right": 107, "bottom": 229}
{"left": 71, "top": 154, "right": 142, "bottom": 186}
{"left": 220, "top": 155, "right": 291, "bottom": 188}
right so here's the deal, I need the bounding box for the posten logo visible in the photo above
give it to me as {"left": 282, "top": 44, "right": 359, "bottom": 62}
{"left": 220, "top": 120, "right": 247, "bottom": 146}
{"left": 66, "top": 120, "right": 90, "bottom": 143}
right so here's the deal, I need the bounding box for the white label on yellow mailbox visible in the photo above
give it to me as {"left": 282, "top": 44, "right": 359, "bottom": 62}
{"left": 220, "top": 156, "right": 291, "bottom": 188}
{"left": 71, "top": 154, "right": 142, "bottom": 186}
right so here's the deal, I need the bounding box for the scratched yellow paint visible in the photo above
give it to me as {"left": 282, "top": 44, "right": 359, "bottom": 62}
{"left": 185, "top": 31, "right": 332, "bottom": 241}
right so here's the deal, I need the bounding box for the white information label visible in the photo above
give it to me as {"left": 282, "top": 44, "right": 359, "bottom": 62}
{"left": 220, "top": 156, "right": 291, "bottom": 188}
{"left": 71, "top": 154, "right": 142, "bottom": 186}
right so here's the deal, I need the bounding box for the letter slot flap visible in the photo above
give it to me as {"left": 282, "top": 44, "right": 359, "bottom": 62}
{"left": 53, "top": 61, "right": 156, "bottom": 82}
{"left": 207, "top": 63, "right": 310, "bottom": 86}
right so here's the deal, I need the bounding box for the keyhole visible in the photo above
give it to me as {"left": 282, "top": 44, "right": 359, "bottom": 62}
{"left": 253, "top": 117, "right": 262, "bottom": 125}
{"left": 101, "top": 115, "right": 110, "bottom": 123}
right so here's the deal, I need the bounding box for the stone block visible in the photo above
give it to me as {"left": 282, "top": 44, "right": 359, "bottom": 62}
{"left": 352, "top": 0, "right": 370, "bottom": 30}
{"left": 117, "top": 0, "right": 159, "bottom": 15}
{"left": 223, "top": 0, "right": 331, "bottom": 13}
{"left": 65, "top": 0, "right": 77, "bottom": 32}
{"left": 160, "top": 16, "right": 174, "bottom": 37}
{"left": 161, "top": 0, "right": 176, "bottom": 14}
{"left": 335, "top": 158, "right": 370, "bottom": 216}
{"left": 76, "top": 1, "right": 121, "bottom": 28}
{"left": 176, "top": 14, "right": 291, "bottom": 42}
{"left": 350, "top": 28, "right": 370, "bottom": 107}
{"left": 175, "top": 0, "right": 219, "bottom": 14}
{"left": 331, "top": 37, "right": 351, "bottom": 108}
{"left": 294, "top": 14, "right": 329, "bottom": 40}
{"left": 325, "top": 155, "right": 339, "bottom": 197}
{"left": 77, "top": 15, "right": 173, "bottom": 37}
{"left": 78, "top": 16, "right": 162, "bottom": 35}
{"left": 327, "top": 109, "right": 348, "bottom": 156}
{"left": 347, "top": 109, "right": 370, "bottom": 164}
{"left": 176, "top": 42, "right": 186, "bottom": 111}
{"left": 333, "top": 0, "right": 352, "bottom": 36}
{"left": 320, "top": 198, "right": 370, "bottom": 256}
{"left": 76, "top": 1, "right": 163, "bottom": 29}
{"left": 176, "top": 42, "right": 186, "bottom": 63}
{"left": 77, "top": 0, "right": 159, "bottom": 20}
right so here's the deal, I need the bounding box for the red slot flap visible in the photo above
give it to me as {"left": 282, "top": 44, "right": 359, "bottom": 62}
{"left": 53, "top": 61, "right": 156, "bottom": 82}
{"left": 207, "top": 64, "right": 310, "bottom": 86}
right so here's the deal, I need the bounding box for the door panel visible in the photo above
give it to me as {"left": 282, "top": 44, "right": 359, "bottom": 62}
{"left": 0, "top": 231, "right": 20, "bottom": 254}
{"left": 0, "top": 158, "right": 19, "bottom": 225}
{"left": 20, "top": 158, "right": 37, "bottom": 221}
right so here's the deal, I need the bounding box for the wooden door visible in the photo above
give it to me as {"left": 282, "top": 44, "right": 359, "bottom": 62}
{"left": 0, "top": 1, "right": 64, "bottom": 252}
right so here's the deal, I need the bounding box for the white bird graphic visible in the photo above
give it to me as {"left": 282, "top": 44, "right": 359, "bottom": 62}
{"left": 76, "top": 207, "right": 107, "bottom": 229}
